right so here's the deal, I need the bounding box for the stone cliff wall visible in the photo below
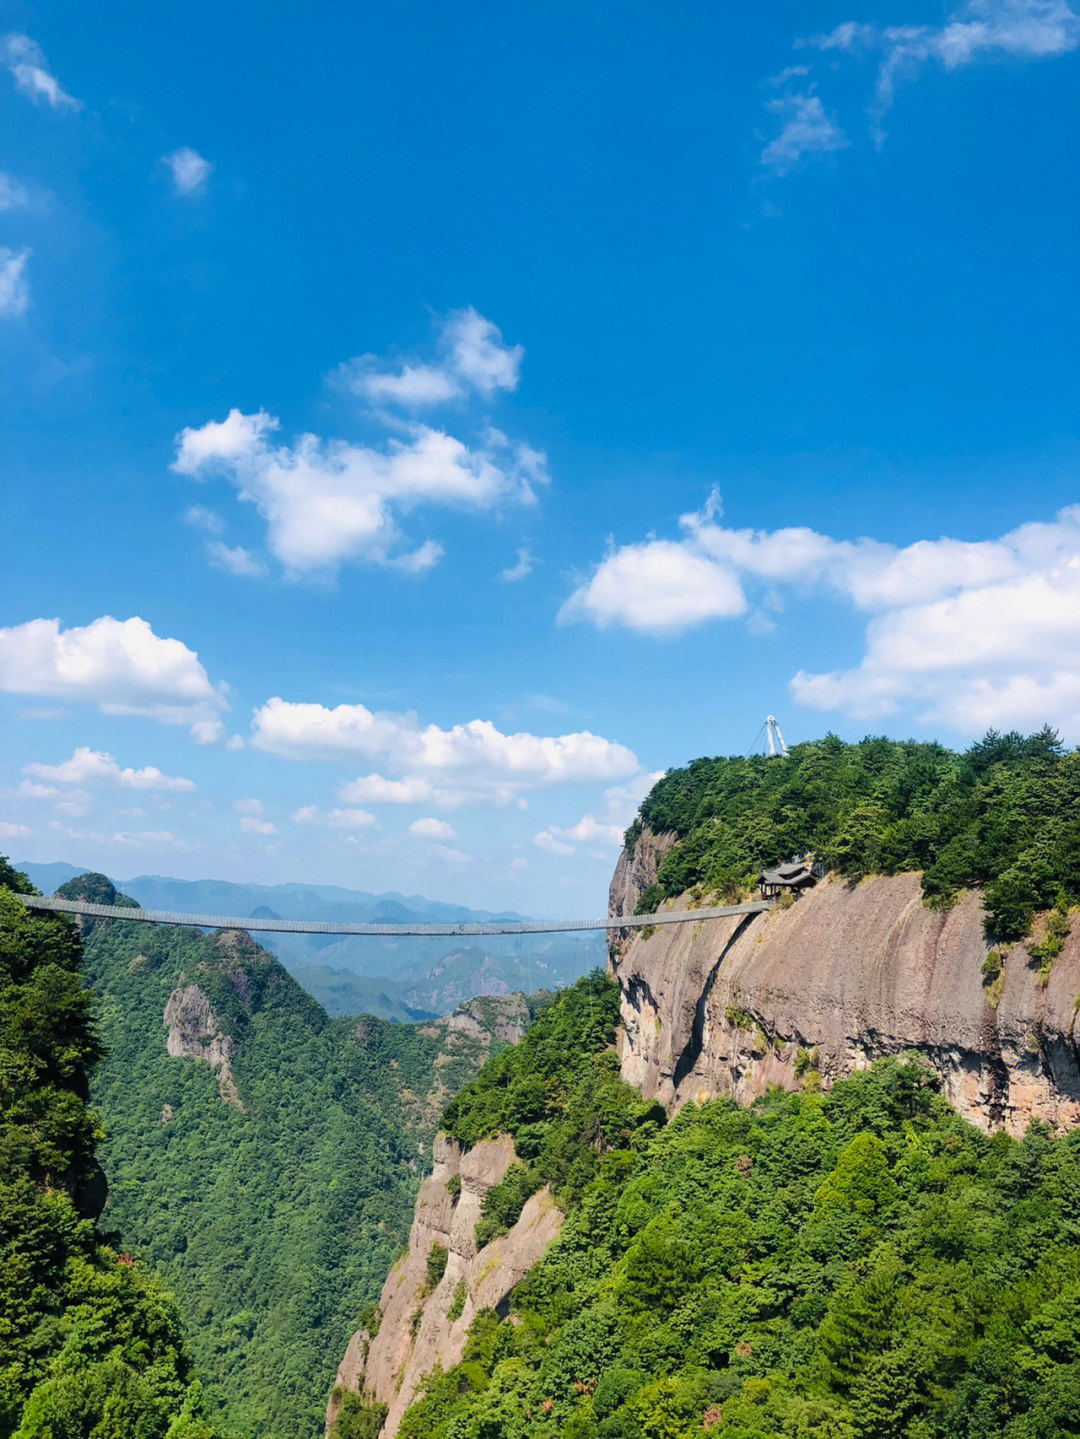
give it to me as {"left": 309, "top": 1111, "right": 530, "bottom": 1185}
{"left": 609, "top": 863, "right": 1080, "bottom": 1136}
{"left": 328, "top": 1131, "right": 563, "bottom": 1438}
{"left": 163, "top": 983, "right": 242, "bottom": 1108}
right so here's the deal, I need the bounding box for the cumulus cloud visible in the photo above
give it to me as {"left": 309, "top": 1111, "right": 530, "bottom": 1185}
{"left": 338, "top": 773, "right": 435, "bottom": 804}
{"left": 565, "top": 499, "right": 1080, "bottom": 738}
{"left": 239, "top": 815, "right": 277, "bottom": 836}
{"left": 251, "top": 699, "right": 640, "bottom": 805}
{"left": 3, "top": 34, "right": 81, "bottom": 109}
{"left": 174, "top": 406, "right": 546, "bottom": 575}
{"left": 0, "top": 820, "right": 31, "bottom": 838}
{"left": 409, "top": 816, "right": 456, "bottom": 840}
{"left": 532, "top": 771, "right": 666, "bottom": 860}
{"left": 334, "top": 308, "right": 524, "bottom": 408}
{"left": 206, "top": 542, "right": 267, "bottom": 577}
{"left": 163, "top": 147, "right": 212, "bottom": 195}
{"left": 808, "top": 0, "right": 1080, "bottom": 141}
{"left": 0, "top": 616, "right": 228, "bottom": 741}
{"left": 291, "top": 805, "right": 378, "bottom": 830}
{"left": 761, "top": 92, "right": 848, "bottom": 173}
{"left": 0, "top": 247, "right": 31, "bottom": 318}
{"left": 24, "top": 747, "right": 195, "bottom": 791}
{"left": 559, "top": 538, "right": 747, "bottom": 634}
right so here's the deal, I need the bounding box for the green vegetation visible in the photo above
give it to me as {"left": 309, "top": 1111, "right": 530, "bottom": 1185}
{"left": 401, "top": 1033, "right": 1080, "bottom": 1439}
{"left": 61, "top": 874, "right": 522, "bottom": 1438}
{"left": 628, "top": 728, "right": 1080, "bottom": 940}
{"left": 444, "top": 971, "right": 665, "bottom": 1213}
{"left": 0, "top": 857, "right": 216, "bottom": 1439}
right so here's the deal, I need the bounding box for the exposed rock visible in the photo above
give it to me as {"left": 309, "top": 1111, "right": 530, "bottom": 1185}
{"left": 607, "top": 826, "right": 678, "bottom": 954}
{"left": 328, "top": 1131, "right": 563, "bottom": 1438}
{"left": 163, "top": 983, "right": 242, "bottom": 1108}
{"left": 446, "top": 994, "right": 531, "bottom": 1045}
{"left": 610, "top": 870, "right": 1080, "bottom": 1136}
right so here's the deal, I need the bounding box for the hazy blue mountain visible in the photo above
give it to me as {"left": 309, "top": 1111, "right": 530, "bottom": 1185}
{"left": 15, "top": 860, "right": 603, "bottom": 1018}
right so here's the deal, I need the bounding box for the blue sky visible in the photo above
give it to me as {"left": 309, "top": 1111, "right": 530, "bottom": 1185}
{"left": 2, "top": 0, "right": 1078, "bottom": 913}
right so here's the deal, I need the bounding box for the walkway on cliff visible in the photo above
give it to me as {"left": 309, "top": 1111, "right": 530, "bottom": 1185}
{"left": 21, "top": 894, "right": 772, "bottom": 937}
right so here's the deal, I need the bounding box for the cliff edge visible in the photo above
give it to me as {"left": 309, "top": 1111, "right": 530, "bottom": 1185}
{"left": 328, "top": 1131, "right": 563, "bottom": 1439}
{"left": 609, "top": 829, "right": 1080, "bottom": 1136}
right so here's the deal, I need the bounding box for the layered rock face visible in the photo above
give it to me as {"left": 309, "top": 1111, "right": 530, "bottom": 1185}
{"left": 610, "top": 861, "right": 1080, "bottom": 1137}
{"left": 163, "top": 982, "right": 241, "bottom": 1107}
{"left": 328, "top": 1132, "right": 563, "bottom": 1439}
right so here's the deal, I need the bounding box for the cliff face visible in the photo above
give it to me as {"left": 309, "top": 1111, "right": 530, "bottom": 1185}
{"left": 609, "top": 860, "right": 1080, "bottom": 1137}
{"left": 328, "top": 1132, "right": 562, "bottom": 1438}
{"left": 163, "top": 981, "right": 242, "bottom": 1107}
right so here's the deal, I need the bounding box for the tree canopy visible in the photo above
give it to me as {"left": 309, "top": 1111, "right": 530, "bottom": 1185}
{"left": 629, "top": 729, "right": 1080, "bottom": 938}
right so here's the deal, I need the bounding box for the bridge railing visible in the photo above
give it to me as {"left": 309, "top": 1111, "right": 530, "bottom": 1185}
{"left": 20, "top": 893, "right": 772, "bottom": 938}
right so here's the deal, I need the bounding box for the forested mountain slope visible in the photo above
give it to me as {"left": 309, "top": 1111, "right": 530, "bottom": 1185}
{"left": 59, "top": 874, "right": 534, "bottom": 1439}
{"left": 355, "top": 975, "right": 1080, "bottom": 1439}
{"left": 0, "top": 858, "right": 216, "bottom": 1439}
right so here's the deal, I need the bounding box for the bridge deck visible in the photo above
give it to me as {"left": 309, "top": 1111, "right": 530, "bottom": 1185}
{"left": 20, "top": 893, "right": 772, "bottom": 937}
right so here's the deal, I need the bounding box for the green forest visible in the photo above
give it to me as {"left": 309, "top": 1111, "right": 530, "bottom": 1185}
{"left": 0, "top": 858, "right": 217, "bottom": 1439}
{"left": 629, "top": 729, "right": 1080, "bottom": 938}
{"left": 398, "top": 973, "right": 1080, "bottom": 1439}
{"left": 5, "top": 868, "right": 527, "bottom": 1439}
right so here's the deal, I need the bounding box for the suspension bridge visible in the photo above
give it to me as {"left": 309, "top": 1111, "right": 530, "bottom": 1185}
{"left": 20, "top": 894, "right": 773, "bottom": 937}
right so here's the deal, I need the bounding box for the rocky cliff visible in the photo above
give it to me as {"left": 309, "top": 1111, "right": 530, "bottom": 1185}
{"left": 609, "top": 834, "right": 1080, "bottom": 1137}
{"left": 328, "top": 1131, "right": 562, "bottom": 1438}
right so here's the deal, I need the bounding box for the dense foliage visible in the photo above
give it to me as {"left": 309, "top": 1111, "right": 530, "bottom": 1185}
{"left": 629, "top": 729, "right": 1080, "bottom": 938}
{"left": 444, "top": 972, "right": 665, "bottom": 1232}
{"left": 68, "top": 876, "right": 522, "bottom": 1438}
{"left": 0, "top": 857, "right": 215, "bottom": 1439}
{"left": 402, "top": 1055, "right": 1080, "bottom": 1439}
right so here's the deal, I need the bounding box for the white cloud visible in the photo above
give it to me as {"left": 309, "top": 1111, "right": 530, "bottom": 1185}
{"left": 332, "top": 307, "right": 523, "bottom": 409}
{"left": 559, "top": 538, "right": 747, "bottom": 634}
{"left": 0, "top": 820, "right": 31, "bottom": 838}
{"left": 501, "top": 546, "right": 536, "bottom": 581}
{"left": 809, "top": 0, "right": 1080, "bottom": 141}
{"left": 431, "top": 844, "right": 471, "bottom": 866}
{"left": 533, "top": 830, "right": 574, "bottom": 855}
{"left": 761, "top": 93, "right": 848, "bottom": 173}
{"left": 442, "top": 308, "right": 523, "bottom": 394}
{"left": 291, "top": 805, "right": 378, "bottom": 830}
{"left": 3, "top": 34, "right": 81, "bottom": 110}
{"left": 24, "top": 747, "right": 196, "bottom": 791}
{"left": 174, "top": 407, "right": 545, "bottom": 575}
{"left": 0, "top": 247, "right": 31, "bottom": 318}
{"left": 251, "top": 698, "right": 640, "bottom": 803}
{"left": 0, "top": 615, "right": 228, "bottom": 741}
{"left": 0, "top": 172, "right": 30, "bottom": 210}
{"left": 206, "top": 541, "right": 267, "bottom": 577}
{"left": 338, "top": 773, "right": 434, "bottom": 804}
{"left": 163, "top": 147, "right": 212, "bottom": 195}
{"left": 334, "top": 360, "right": 463, "bottom": 407}
{"left": 184, "top": 505, "right": 224, "bottom": 535}
{"left": 239, "top": 815, "right": 277, "bottom": 836}
{"left": 530, "top": 774, "right": 666, "bottom": 861}
{"left": 234, "top": 798, "right": 264, "bottom": 815}
{"left": 567, "top": 497, "right": 1080, "bottom": 738}
{"left": 225, "top": 734, "right": 246, "bottom": 752}
{"left": 409, "top": 816, "right": 456, "bottom": 840}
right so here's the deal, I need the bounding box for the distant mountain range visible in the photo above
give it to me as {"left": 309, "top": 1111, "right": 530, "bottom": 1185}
{"left": 15, "top": 860, "right": 603, "bottom": 1018}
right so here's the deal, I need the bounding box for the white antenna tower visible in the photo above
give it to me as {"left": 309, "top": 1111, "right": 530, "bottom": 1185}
{"left": 765, "top": 715, "right": 788, "bottom": 758}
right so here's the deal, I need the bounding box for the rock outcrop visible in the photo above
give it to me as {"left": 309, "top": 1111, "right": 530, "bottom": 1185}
{"left": 328, "top": 1131, "right": 563, "bottom": 1439}
{"left": 609, "top": 866, "right": 1080, "bottom": 1136}
{"left": 163, "top": 983, "right": 242, "bottom": 1108}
